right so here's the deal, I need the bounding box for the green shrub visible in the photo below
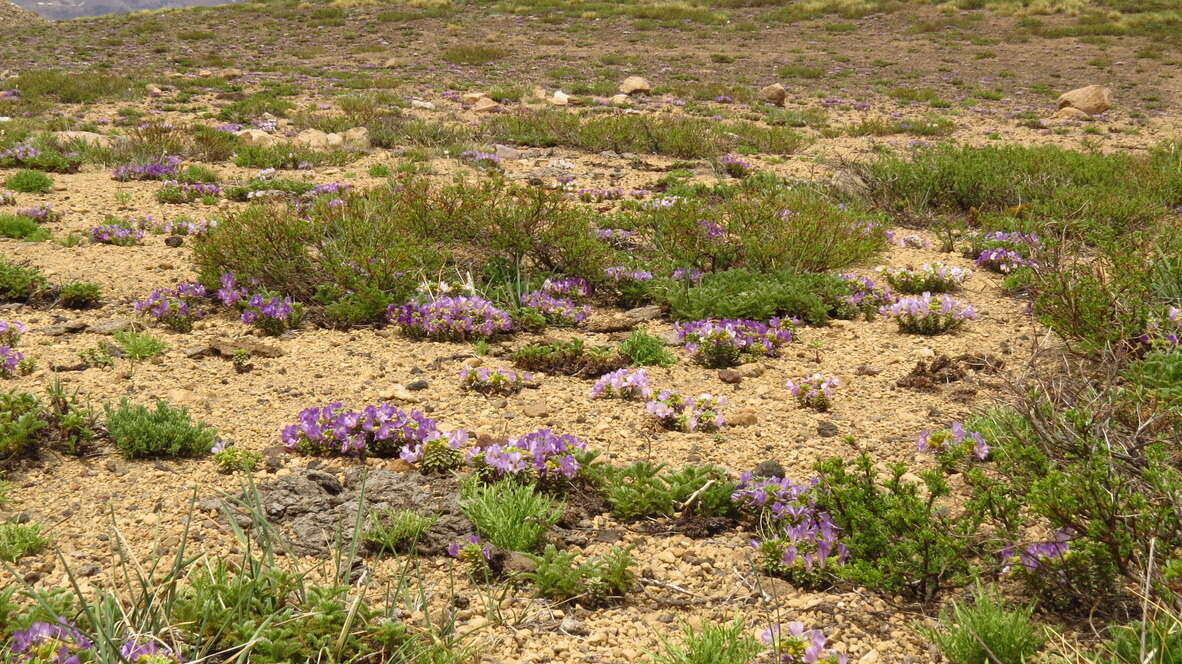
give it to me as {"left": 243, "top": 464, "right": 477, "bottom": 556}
{"left": 859, "top": 142, "right": 1182, "bottom": 236}
{"left": 0, "top": 215, "right": 50, "bottom": 241}
{"left": 223, "top": 177, "right": 314, "bottom": 201}
{"left": 58, "top": 281, "right": 103, "bottom": 309}
{"left": 645, "top": 620, "right": 763, "bottom": 664}
{"left": 605, "top": 463, "right": 737, "bottom": 521}
{"left": 512, "top": 338, "right": 628, "bottom": 377}
{"left": 0, "top": 257, "right": 46, "bottom": 302}
{"left": 619, "top": 330, "right": 677, "bottom": 367}
{"left": 0, "top": 523, "right": 48, "bottom": 562}
{"left": 441, "top": 45, "right": 509, "bottom": 65}
{"left": 922, "top": 586, "right": 1044, "bottom": 664}
{"left": 0, "top": 382, "right": 96, "bottom": 461}
{"left": 526, "top": 544, "right": 636, "bottom": 603}
{"left": 104, "top": 399, "right": 217, "bottom": 459}
{"left": 459, "top": 479, "right": 563, "bottom": 552}
{"left": 1090, "top": 613, "right": 1182, "bottom": 664}
{"left": 216, "top": 92, "right": 293, "bottom": 123}
{"left": 113, "top": 330, "right": 168, "bottom": 363}
{"left": 13, "top": 69, "right": 141, "bottom": 104}
{"left": 483, "top": 109, "right": 806, "bottom": 159}
{"left": 4, "top": 170, "right": 53, "bottom": 194}
{"left": 213, "top": 447, "right": 263, "bottom": 473}
{"left": 233, "top": 144, "right": 357, "bottom": 169}
{"left": 813, "top": 453, "right": 977, "bottom": 601}
{"left": 653, "top": 269, "right": 851, "bottom": 325}
{"left": 363, "top": 510, "right": 438, "bottom": 555}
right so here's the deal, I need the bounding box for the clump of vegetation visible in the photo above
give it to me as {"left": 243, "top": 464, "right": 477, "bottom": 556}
{"left": 104, "top": 399, "right": 217, "bottom": 459}
{"left": 619, "top": 330, "right": 677, "bottom": 367}
{"left": 459, "top": 479, "right": 563, "bottom": 552}
{"left": 921, "top": 586, "right": 1045, "bottom": 664}
{"left": 0, "top": 523, "right": 48, "bottom": 562}
{"left": 526, "top": 544, "right": 637, "bottom": 604}
{"left": 57, "top": 281, "right": 103, "bottom": 309}
{"left": 4, "top": 170, "right": 53, "bottom": 194}
{"left": 512, "top": 338, "right": 628, "bottom": 377}
{"left": 364, "top": 510, "right": 439, "bottom": 555}
{"left": 0, "top": 215, "right": 50, "bottom": 241}
{"left": 0, "top": 258, "right": 46, "bottom": 302}
{"left": 0, "top": 381, "right": 98, "bottom": 461}
{"left": 213, "top": 445, "right": 263, "bottom": 473}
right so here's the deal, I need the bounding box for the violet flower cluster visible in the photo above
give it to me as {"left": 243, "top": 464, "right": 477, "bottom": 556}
{"left": 0, "top": 144, "right": 41, "bottom": 164}
{"left": 0, "top": 346, "right": 24, "bottom": 377}
{"left": 786, "top": 374, "right": 839, "bottom": 412}
{"left": 671, "top": 267, "right": 705, "bottom": 283}
{"left": 1141, "top": 306, "right": 1181, "bottom": 348}
{"left": 112, "top": 156, "right": 182, "bottom": 181}
{"left": 880, "top": 292, "right": 976, "bottom": 335}
{"left": 157, "top": 180, "right": 222, "bottom": 203}
{"left": 999, "top": 530, "right": 1071, "bottom": 575}
{"left": 675, "top": 318, "right": 794, "bottom": 368}
{"left": 240, "top": 293, "right": 300, "bottom": 336}
{"left": 15, "top": 205, "right": 61, "bottom": 223}
{"left": 458, "top": 150, "right": 502, "bottom": 168}
{"left": 6, "top": 619, "right": 93, "bottom": 664}
{"left": 281, "top": 401, "right": 460, "bottom": 459}
{"left": 577, "top": 188, "right": 647, "bottom": 202}
{"left": 604, "top": 266, "right": 654, "bottom": 282}
{"left": 389, "top": 296, "right": 513, "bottom": 341}
{"left": 133, "top": 282, "right": 208, "bottom": 332}
{"left": 519, "top": 291, "right": 590, "bottom": 326}
{"left": 838, "top": 273, "right": 896, "bottom": 315}
{"left": 459, "top": 366, "right": 531, "bottom": 395}
{"left": 719, "top": 153, "right": 752, "bottom": 177}
{"left": 593, "top": 227, "right": 639, "bottom": 248}
{"left": 0, "top": 320, "right": 25, "bottom": 346}
{"left": 589, "top": 368, "right": 651, "bottom": 400}
{"left": 733, "top": 474, "right": 848, "bottom": 586}
{"left": 761, "top": 622, "right": 848, "bottom": 664}
{"left": 89, "top": 224, "right": 144, "bottom": 246}
{"left": 917, "top": 421, "right": 990, "bottom": 461}
{"left": 160, "top": 218, "right": 216, "bottom": 236}
{"left": 974, "top": 247, "right": 1037, "bottom": 273}
{"left": 541, "top": 276, "right": 592, "bottom": 299}
{"left": 879, "top": 262, "right": 970, "bottom": 294}
{"left": 645, "top": 390, "right": 725, "bottom": 432}
{"left": 473, "top": 429, "right": 585, "bottom": 481}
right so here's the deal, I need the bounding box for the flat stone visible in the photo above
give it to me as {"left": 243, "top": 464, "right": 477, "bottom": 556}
{"left": 624, "top": 305, "right": 663, "bottom": 321}
{"left": 89, "top": 317, "right": 137, "bottom": 335}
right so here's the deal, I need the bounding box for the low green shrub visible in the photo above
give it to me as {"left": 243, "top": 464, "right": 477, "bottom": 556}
{"left": 652, "top": 269, "right": 852, "bottom": 325}
{"left": 363, "top": 510, "right": 438, "bottom": 554}
{"left": 104, "top": 399, "right": 217, "bottom": 459}
{"left": 113, "top": 330, "right": 168, "bottom": 363}
{"left": 645, "top": 620, "right": 763, "bottom": 664}
{"left": 619, "top": 329, "right": 677, "bottom": 367}
{"left": 526, "top": 544, "right": 636, "bottom": 604}
{"left": 511, "top": 338, "right": 627, "bottom": 377}
{"left": 459, "top": 479, "right": 563, "bottom": 552}
{"left": 4, "top": 170, "right": 53, "bottom": 194}
{"left": 921, "top": 585, "right": 1045, "bottom": 664}
{"left": 57, "top": 281, "right": 103, "bottom": 309}
{"left": 0, "top": 382, "right": 97, "bottom": 461}
{"left": 0, "top": 215, "right": 49, "bottom": 241}
{"left": 233, "top": 144, "right": 357, "bottom": 169}
{"left": 0, "top": 258, "right": 46, "bottom": 302}
{"left": 0, "top": 523, "right": 48, "bottom": 562}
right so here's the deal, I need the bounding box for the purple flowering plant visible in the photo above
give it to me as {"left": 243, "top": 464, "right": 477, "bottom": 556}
{"left": 389, "top": 296, "right": 513, "bottom": 342}
{"left": 835, "top": 273, "right": 896, "bottom": 320}
{"left": 281, "top": 401, "right": 463, "bottom": 459}
{"left": 541, "top": 276, "right": 592, "bottom": 299}
{"left": 458, "top": 150, "right": 502, "bottom": 169}
{"left": 645, "top": 390, "right": 725, "bottom": 432}
{"left": 447, "top": 534, "right": 495, "bottom": 581}
{"left": 155, "top": 180, "right": 222, "bottom": 204}
{"left": 519, "top": 291, "right": 590, "bottom": 327}
{"left": 732, "top": 474, "right": 848, "bottom": 588}
{"left": 239, "top": 292, "right": 302, "bottom": 336}
{"left": 879, "top": 262, "right": 970, "bottom": 294}
{"left": 761, "top": 622, "right": 848, "bottom": 664}
{"left": 89, "top": 224, "right": 144, "bottom": 246}
{"left": 133, "top": 282, "right": 208, "bottom": 332}
{"left": 7, "top": 619, "right": 93, "bottom": 664}
{"left": 786, "top": 374, "right": 839, "bottom": 412}
{"left": 472, "top": 429, "right": 585, "bottom": 483}
{"left": 1142, "top": 306, "right": 1181, "bottom": 348}
{"left": 675, "top": 318, "right": 794, "bottom": 368}
{"left": 719, "top": 153, "right": 752, "bottom": 178}
{"left": 917, "top": 421, "right": 991, "bottom": 466}
{"left": 974, "top": 247, "right": 1037, "bottom": 274}
{"left": 459, "top": 366, "right": 531, "bottom": 395}
{"left": 112, "top": 156, "right": 182, "bottom": 181}
{"left": 1, "top": 345, "right": 29, "bottom": 378}
{"left": 589, "top": 368, "right": 651, "bottom": 400}
{"left": 15, "top": 206, "right": 61, "bottom": 223}
{"left": 0, "top": 320, "right": 25, "bottom": 346}
{"left": 880, "top": 293, "right": 976, "bottom": 335}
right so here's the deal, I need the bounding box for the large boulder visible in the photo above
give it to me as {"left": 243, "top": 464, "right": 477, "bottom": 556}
{"left": 619, "top": 76, "right": 651, "bottom": 95}
{"left": 760, "top": 83, "right": 787, "bottom": 106}
{"left": 293, "top": 129, "right": 330, "bottom": 150}
{"left": 1057, "top": 85, "right": 1111, "bottom": 115}
{"left": 235, "top": 129, "right": 276, "bottom": 147}
{"left": 53, "top": 131, "right": 113, "bottom": 149}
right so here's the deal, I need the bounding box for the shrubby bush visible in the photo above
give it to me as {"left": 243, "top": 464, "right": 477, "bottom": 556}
{"left": 104, "top": 399, "right": 217, "bottom": 459}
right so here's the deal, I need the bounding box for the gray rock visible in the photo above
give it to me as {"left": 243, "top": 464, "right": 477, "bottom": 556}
{"left": 817, "top": 420, "right": 839, "bottom": 438}
{"left": 406, "top": 379, "right": 430, "bottom": 391}
{"left": 752, "top": 459, "right": 786, "bottom": 479}
{"left": 164, "top": 235, "right": 184, "bottom": 248}
{"left": 624, "top": 305, "right": 663, "bottom": 321}
{"left": 89, "top": 317, "right": 137, "bottom": 335}
{"left": 718, "top": 369, "right": 742, "bottom": 384}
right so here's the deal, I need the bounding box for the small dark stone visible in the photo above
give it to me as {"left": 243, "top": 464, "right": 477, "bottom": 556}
{"left": 164, "top": 235, "right": 184, "bottom": 247}
{"left": 406, "top": 379, "right": 429, "bottom": 391}
{"left": 752, "top": 460, "right": 785, "bottom": 479}
{"left": 77, "top": 563, "right": 101, "bottom": 577}
{"left": 817, "top": 421, "right": 839, "bottom": 438}
{"left": 717, "top": 369, "right": 742, "bottom": 384}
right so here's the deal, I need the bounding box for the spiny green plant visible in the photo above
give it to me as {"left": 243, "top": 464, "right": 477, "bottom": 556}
{"left": 459, "top": 479, "right": 563, "bottom": 552}
{"left": 921, "top": 585, "right": 1045, "bottom": 664}
{"left": 104, "top": 399, "right": 217, "bottom": 459}
{"left": 113, "top": 330, "right": 168, "bottom": 364}
{"left": 645, "top": 620, "right": 763, "bottom": 664}
{"left": 4, "top": 170, "right": 53, "bottom": 194}
{"left": 0, "top": 215, "right": 50, "bottom": 241}
{"left": 0, "top": 523, "right": 48, "bottom": 563}
{"left": 619, "top": 330, "right": 677, "bottom": 367}
{"left": 363, "top": 510, "right": 439, "bottom": 555}
{"left": 57, "top": 281, "right": 103, "bottom": 309}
